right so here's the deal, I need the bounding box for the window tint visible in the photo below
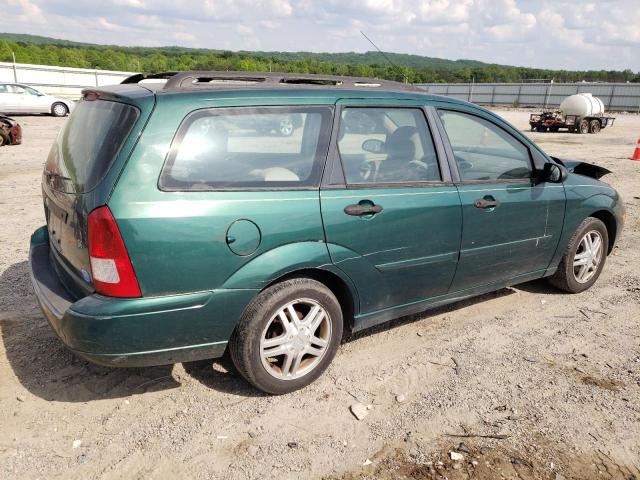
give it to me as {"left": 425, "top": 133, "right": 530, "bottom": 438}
{"left": 161, "top": 107, "right": 333, "bottom": 190}
{"left": 338, "top": 107, "right": 440, "bottom": 184}
{"left": 437, "top": 110, "right": 532, "bottom": 181}
{"left": 45, "top": 99, "right": 139, "bottom": 193}
{"left": 0, "top": 84, "right": 7, "bottom": 93}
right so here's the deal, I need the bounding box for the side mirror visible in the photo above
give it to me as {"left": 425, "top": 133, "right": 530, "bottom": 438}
{"left": 539, "top": 163, "right": 567, "bottom": 183}
{"left": 362, "top": 139, "right": 385, "bottom": 154}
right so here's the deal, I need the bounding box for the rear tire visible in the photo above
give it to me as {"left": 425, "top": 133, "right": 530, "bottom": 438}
{"left": 0, "top": 132, "right": 8, "bottom": 146}
{"left": 229, "top": 278, "right": 343, "bottom": 394}
{"left": 547, "top": 217, "right": 608, "bottom": 293}
{"left": 51, "top": 102, "right": 68, "bottom": 117}
{"left": 589, "top": 120, "right": 601, "bottom": 134}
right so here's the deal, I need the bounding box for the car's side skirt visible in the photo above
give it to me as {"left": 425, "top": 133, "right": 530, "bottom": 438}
{"left": 352, "top": 268, "right": 549, "bottom": 332}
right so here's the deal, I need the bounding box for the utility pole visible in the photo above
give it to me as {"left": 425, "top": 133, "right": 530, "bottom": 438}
{"left": 11, "top": 51, "right": 18, "bottom": 82}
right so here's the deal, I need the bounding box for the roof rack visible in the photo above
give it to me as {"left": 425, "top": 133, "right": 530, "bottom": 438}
{"left": 121, "top": 71, "right": 419, "bottom": 92}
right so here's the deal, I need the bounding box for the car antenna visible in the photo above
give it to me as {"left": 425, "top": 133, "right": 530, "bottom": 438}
{"left": 360, "top": 30, "right": 409, "bottom": 84}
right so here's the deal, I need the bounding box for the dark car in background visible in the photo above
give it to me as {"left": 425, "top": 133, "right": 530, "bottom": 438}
{"left": 0, "top": 115, "right": 22, "bottom": 146}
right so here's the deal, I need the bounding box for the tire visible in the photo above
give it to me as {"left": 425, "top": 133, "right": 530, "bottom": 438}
{"left": 547, "top": 217, "right": 608, "bottom": 293}
{"left": 0, "top": 132, "right": 8, "bottom": 146}
{"left": 51, "top": 102, "right": 68, "bottom": 117}
{"left": 229, "top": 278, "right": 343, "bottom": 394}
{"left": 278, "top": 118, "right": 294, "bottom": 137}
{"left": 577, "top": 119, "right": 589, "bottom": 134}
{"left": 589, "top": 119, "right": 601, "bottom": 134}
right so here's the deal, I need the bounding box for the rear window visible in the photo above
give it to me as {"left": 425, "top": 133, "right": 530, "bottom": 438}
{"left": 160, "top": 106, "right": 333, "bottom": 190}
{"left": 45, "top": 99, "right": 139, "bottom": 193}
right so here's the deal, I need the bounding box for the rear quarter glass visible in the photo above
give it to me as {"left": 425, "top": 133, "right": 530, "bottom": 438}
{"left": 159, "top": 106, "right": 334, "bottom": 191}
{"left": 45, "top": 99, "right": 139, "bottom": 193}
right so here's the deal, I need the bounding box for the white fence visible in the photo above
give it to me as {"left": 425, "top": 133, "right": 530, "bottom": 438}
{"left": 3, "top": 62, "right": 640, "bottom": 112}
{"left": 0, "top": 62, "right": 134, "bottom": 98}
{"left": 415, "top": 82, "right": 640, "bottom": 112}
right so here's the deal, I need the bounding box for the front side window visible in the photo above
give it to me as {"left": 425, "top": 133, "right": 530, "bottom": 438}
{"left": 160, "top": 106, "right": 333, "bottom": 190}
{"left": 337, "top": 107, "right": 440, "bottom": 184}
{"left": 437, "top": 110, "right": 533, "bottom": 181}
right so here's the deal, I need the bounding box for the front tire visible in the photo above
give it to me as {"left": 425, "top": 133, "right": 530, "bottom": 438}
{"left": 229, "top": 278, "right": 343, "bottom": 394}
{"left": 577, "top": 119, "right": 589, "bottom": 134}
{"left": 51, "top": 102, "right": 68, "bottom": 117}
{"left": 547, "top": 217, "right": 608, "bottom": 293}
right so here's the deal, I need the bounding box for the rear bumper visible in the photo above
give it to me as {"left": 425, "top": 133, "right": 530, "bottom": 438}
{"left": 29, "top": 226, "right": 254, "bottom": 367}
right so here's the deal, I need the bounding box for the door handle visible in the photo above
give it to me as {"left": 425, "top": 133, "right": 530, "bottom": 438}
{"left": 473, "top": 197, "right": 500, "bottom": 209}
{"left": 344, "top": 203, "right": 383, "bottom": 216}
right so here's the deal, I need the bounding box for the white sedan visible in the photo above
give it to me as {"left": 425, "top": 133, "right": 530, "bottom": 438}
{"left": 0, "top": 83, "right": 74, "bottom": 117}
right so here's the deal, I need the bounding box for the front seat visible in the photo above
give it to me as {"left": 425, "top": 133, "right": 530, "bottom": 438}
{"left": 376, "top": 126, "right": 418, "bottom": 182}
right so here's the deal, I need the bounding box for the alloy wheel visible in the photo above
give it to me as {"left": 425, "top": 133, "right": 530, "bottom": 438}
{"left": 573, "top": 230, "right": 603, "bottom": 283}
{"left": 279, "top": 119, "right": 294, "bottom": 136}
{"left": 259, "top": 298, "right": 331, "bottom": 380}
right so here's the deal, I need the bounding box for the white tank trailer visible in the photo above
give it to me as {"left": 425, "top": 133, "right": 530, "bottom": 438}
{"left": 529, "top": 93, "right": 615, "bottom": 134}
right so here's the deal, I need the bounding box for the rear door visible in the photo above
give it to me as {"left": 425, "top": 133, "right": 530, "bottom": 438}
{"left": 321, "top": 101, "right": 462, "bottom": 319}
{"left": 0, "top": 84, "right": 21, "bottom": 112}
{"left": 434, "top": 107, "right": 565, "bottom": 291}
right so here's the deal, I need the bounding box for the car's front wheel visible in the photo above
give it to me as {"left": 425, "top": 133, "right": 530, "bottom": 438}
{"left": 51, "top": 102, "right": 68, "bottom": 117}
{"left": 229, "top": 278, "right": 343, "bottom": 394}
{"left": 548, "top": 217, "right": 608, "bottom": 293}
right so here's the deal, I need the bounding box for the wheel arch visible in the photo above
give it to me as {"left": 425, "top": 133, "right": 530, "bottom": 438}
{"left": 263, "top": 268, "right": 358, "bottom": 335}
{"left": 590, "top": 209, "right": 617, "bottom": 254}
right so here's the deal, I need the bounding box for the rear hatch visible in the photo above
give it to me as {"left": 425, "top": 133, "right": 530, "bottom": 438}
{"left": 42, "top": 96, "right": 142, "bottom": 298}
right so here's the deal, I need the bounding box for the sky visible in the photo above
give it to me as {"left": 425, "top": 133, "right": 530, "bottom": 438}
{"left": 4, "top": 0, "right": 640, "bottom": 71}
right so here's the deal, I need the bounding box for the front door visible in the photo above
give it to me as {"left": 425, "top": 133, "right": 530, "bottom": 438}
{"left": 321, "top": 103, "right": 462, "bottom": 319}
{"left": 435, "top": 108, "right": 565, "bottom": 291}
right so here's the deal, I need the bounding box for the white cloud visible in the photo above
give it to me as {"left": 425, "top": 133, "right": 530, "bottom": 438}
{"left": 1, "top": 0, "right": 638, "bottom": 70}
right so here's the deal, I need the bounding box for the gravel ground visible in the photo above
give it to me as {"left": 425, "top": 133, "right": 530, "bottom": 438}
{"left": 0, "top": 110, "right": 639, "bottom": 480}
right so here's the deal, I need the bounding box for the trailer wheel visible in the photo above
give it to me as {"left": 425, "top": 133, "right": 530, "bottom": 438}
{"left": 550, "top": 126, "right": 559, "bottom": 132}
{"left": 589, "top": 120, "right": 601, "bottom": 134}
{"left": 577, "top": 119, "right": 589, "bottom": 134}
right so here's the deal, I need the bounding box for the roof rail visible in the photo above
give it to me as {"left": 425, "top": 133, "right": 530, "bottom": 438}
{"left": 132, "top": 71, "right": 420, "bottom": 92}
{"left": 121, "top": 72, "right": 179, "bottom": 84}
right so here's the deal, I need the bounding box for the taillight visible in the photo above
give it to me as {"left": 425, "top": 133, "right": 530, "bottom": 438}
{"left": 87, "top": 206, "right": 141, "bottom": 298}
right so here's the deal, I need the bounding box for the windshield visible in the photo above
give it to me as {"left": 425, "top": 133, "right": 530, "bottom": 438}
{"left": 45, "top": 99, "right": 139, "bottom": 193}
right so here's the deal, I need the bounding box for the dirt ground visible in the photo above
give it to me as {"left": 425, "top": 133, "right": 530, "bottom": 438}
{"left": 0, "top": 110, "right": 639, "bottom": 480}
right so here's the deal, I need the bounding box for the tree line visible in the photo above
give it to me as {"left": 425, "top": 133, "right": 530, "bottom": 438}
{"left": 0, "top": 37, "right": 638, "bottom": 84}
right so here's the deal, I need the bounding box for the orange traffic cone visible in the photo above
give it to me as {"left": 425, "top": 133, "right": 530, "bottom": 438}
{"left": 631, "top": 138, "right": 640, "bottom": 161}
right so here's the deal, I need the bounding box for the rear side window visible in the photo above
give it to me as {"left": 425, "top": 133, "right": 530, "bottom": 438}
{"left": 45, "top": 99, "right": 139, "bottom": 193}
{"left": 437, "top": 110, "right": 532, "bottom": 181}
{"left": 160, "top": 106, "right": 333, "bottom": 190}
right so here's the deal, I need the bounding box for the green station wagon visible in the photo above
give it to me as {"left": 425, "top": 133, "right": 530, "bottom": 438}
{"left": 29, "top": 72, "right": 625, "bottom": 394}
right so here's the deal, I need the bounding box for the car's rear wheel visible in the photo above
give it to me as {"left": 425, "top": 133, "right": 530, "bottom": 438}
{"left": 589, "top": 120, "right": 601, "bottom": 134}
{"left": 0, "top": 132, "right": 8, "bottom": 146}
{"left": 547, "top": 217, "right": 608, "bottom": 293}
{"left": 51, "top": 102, "right": 68, "bottom": 117}
{"left": 229, "top": 278, "right": 343, "bottom": 394}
